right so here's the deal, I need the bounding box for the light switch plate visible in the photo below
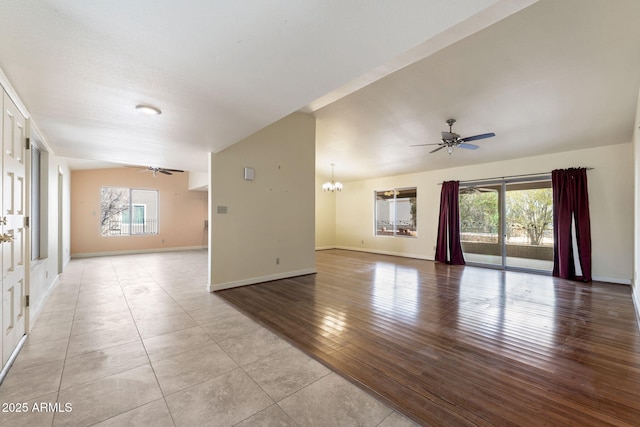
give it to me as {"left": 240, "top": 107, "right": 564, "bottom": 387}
{"left": 244, "top": 167, "right": 255, "bottom": 181}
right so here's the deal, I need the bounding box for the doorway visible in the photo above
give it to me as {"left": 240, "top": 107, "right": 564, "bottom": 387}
{"left": 459, "top": 177, "right": 554, "bottom": 272}
{"left": 1, "top": 91, "right": 28, "bottom": 367}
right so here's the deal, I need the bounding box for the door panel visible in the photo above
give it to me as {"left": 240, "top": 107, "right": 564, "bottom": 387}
{"left": 2, "top": 91, "right": 27, "bottom": 366}
{"left": 459, "top": 184, "right": 502, "bottom": 267}
{"left": 505, "top": 181, "right": 554, "bottom": 271}
{"left": 460, "top": 178, "right": 553, "bottom": 273}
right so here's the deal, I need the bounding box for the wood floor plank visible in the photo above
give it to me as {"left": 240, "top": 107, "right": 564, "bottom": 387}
{"left": 218, "top": 250, "right": 640, "bottom": 426}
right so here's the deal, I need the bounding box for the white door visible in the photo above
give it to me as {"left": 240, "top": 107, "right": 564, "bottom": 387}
{"left": 1, "top": 91, "right": 27, "bottom": 366}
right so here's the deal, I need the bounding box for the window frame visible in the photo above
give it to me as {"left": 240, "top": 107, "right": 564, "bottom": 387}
{"left": 458, "top": 176, "right": 553, "bottom": 272}
{"left": 374, "top": 187, "right": 417, "bottom": 238}
{"left": 28, "top": 135, "right": 49, "bottom": 261}
{"left": 100, "top": 186, "right": 159, "bottom": 236}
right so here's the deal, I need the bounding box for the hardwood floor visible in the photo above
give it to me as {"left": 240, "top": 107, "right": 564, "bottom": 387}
{"left": 217, "top": 249, "right": 640, "bottom": 426}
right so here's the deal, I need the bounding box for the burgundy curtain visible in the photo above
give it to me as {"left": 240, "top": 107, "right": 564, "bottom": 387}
{"left": 552, "top": 168, "right": 592, "bottom": 281}
{"left": 435, "top": 181, "right": 465, "bottom": 265}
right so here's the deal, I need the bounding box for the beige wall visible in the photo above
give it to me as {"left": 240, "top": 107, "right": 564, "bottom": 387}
{"left": 331, "top": 143, "right": 633, "bottom": 284}
{"left": 209, "top": 113, "right": 316, "bottom": 290}
{"left": 71, "top": 168, "right": 208, "bottom": 256}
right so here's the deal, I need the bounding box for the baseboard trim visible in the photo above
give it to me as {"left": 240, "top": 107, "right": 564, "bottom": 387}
{"left": 592, "top": 275, "right": 631, "bottom": 285}
{"left": 0, "top": 335, "right": 27, "bottom": 386}
{"left": 632, "top": 283, "right": 640, "bottom": 331}
{"left": 210, "top": 268, "right": 317, "bottom": 292}
{"left": 71, "top": 246, "right": 207, "bottom": 258}
{"left": 332, "top": 246, "right": 431, "bottom": 261}
{"left": 324, "top": 248, "right": 630, "bottom": 285}
{"left": 28, "top": 275, "right": 60, "bottom": 333}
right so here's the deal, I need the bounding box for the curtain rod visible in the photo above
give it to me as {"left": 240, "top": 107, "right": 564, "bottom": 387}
{"left": 437, "top": 167, "right": 594, "bottom": 185}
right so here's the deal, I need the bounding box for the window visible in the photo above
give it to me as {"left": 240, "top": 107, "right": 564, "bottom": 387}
{"left": 101, "top": 187, "right": 158, "bottom": 236}
{"left": 375, "top": 187, "right": 417, "bottom": 237}
{"left": 31, "top": 144, "right": 41, "bottom": 259}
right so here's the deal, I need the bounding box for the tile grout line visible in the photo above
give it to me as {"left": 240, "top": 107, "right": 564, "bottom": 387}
{"left": 112, "top": 256, "right": 179, "bottom": 427}
{"left": 50, "top": 260, "right": 85, "bottom": 427}
{"left": 131, "top": 253, "right": 291, "bottom": 425}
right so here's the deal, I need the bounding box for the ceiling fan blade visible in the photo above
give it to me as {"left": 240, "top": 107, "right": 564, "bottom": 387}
{"left": 161, "top": 168, "right": 184, "bottom": 173}
{"left": 458, "top": 142, "right": 479, "bottom": 150}
{"left": 430, "top": 146, "right": 446, "bottom": 154}
{"left": 460, "top": 132, "right": 495, "bottom": 142}
{"left": 159, "top": 170, "right": 172, "bottom": 175}
{"left": 410, "top": 143, "right": 441, "bottom": 147}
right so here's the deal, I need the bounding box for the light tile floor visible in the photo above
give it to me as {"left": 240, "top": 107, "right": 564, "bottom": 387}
{"left": 0, "top": 250, "right": 417, "bottom": 427}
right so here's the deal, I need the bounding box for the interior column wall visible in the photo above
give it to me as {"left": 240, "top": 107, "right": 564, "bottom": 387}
{"left": 209, "top": 113, "right": 316, "bottom": 291}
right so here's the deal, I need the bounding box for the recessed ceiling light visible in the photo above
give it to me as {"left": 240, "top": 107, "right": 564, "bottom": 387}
{"left": 135, "top": 104, "right": 161, "bottom": 115}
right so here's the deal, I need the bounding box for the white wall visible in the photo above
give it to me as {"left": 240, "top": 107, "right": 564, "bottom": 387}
{"left": 188, "top": 171, "right": 208, "bottom": 191}
{"left": 28, "top": 154, "right": 71, "bottom": 327}
{"left": 333, "top": 143, "right": 634, "bottom": 284}
{"left": 209, "top": 113, "right": 316, "bottom": 290}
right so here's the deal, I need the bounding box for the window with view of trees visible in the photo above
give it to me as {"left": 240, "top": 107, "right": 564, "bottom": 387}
{"left": 375, "top": 187, "right": 417, "bottom": 237}
{"left": 101, "top": 187, "right": 159, "bottom": 236}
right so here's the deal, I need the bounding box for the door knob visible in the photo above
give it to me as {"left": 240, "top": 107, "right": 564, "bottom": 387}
{"left": 0, "top": 233, "right": 13, "bottom": 243}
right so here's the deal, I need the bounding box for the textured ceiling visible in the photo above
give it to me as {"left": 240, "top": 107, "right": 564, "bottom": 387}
{"left": 0, "top": 0, "right": 512, "bottom": 173}
{"left": 0, "top": 0, "right": 639, "bottom": 182}
{"left": 314, "top": 0, "right": 640, "bottom": 181}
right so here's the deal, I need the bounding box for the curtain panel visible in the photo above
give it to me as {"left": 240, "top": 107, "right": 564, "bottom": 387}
{"left": 551, "top": 168, "right": 592, "bottom": 282}
{"left": 435, "top": 181, "right": 465, "bottom": 265}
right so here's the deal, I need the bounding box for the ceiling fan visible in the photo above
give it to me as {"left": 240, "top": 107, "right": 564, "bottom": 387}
{"left": 411, "top": 119, "right": 495, "bottom": 154}
{"left": 128, "top": 166, "right": 185, "bottom": 177}
{"left": 145, "top": 167, "right": 184, "bottom": 177}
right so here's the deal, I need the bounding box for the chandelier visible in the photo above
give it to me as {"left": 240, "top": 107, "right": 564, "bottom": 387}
{"left": 322, "top": 163, "right": 343, "bottom": 192}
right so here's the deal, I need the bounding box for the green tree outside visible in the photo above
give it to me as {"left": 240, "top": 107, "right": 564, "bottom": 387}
{"left": 459, "top": 187, "right": 553, "bottom": 246}
{"left": 506, "top": 189, "right": 553, "bottom": 246}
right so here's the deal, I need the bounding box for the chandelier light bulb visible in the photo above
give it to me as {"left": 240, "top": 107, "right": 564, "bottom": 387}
{"left": 323, "top": 163, "right": 342, "bottom": 192}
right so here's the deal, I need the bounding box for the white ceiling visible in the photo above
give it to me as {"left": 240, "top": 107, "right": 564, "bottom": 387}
{"left": 1, "top": 1, "right": 639, "bottom": 181}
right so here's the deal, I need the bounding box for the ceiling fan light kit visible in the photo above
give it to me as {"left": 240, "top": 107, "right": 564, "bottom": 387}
{"left": 411, "top": 118, "right": 495, "bottom": 155}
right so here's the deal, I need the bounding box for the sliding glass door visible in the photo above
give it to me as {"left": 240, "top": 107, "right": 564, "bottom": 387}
{"left": 459, "top": 183, "right": 502, "bottom": 267}
{"left": 505, "top": 181, "right": 554, "bottom": 271}
{"left": 459, "top": 177, "right": 554, "bottom": 272}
